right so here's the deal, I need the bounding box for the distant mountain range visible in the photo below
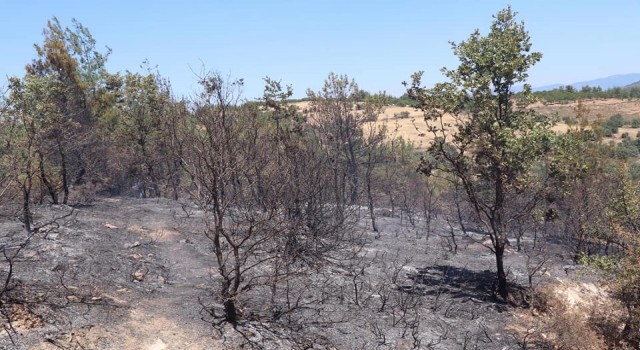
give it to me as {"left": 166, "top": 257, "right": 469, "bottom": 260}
{"left": 533, "top": 73, "right": 640, "bottom": 92}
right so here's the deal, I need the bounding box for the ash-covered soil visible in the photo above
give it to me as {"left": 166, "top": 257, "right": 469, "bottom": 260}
{"left": 0, "top": 197, "right": 576, "bottom": 349}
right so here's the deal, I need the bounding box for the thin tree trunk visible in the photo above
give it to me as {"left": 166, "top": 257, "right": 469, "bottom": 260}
{"left": 333, "top": 168, "right": 344, "bottom": 223}
{"left": 60, "top": 149, "right": 69, "bottom": 204}
{"left": 366, "top": 152, "right": 378, "bottom": 235}
{"left": 221, "top": 283, "right": 238, "bottom": 326}
{"left": 367, "top": 175, "right": 378, "bottom": 235}
{"left": 495, "top": 243, "right": 509, "bottom": 300}
{"left": 38, "top": 152, "right": 58, "bottom": 204}
{"left": 22, "top": 187, "right": 31, "bottom": 233}
{"left": 494, "top": 174, "right": 509, "bottom": 301}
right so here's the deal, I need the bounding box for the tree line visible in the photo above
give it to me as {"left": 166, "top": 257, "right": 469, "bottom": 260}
{"left": 533, "top": 84, "right": 640, "bottom": 103}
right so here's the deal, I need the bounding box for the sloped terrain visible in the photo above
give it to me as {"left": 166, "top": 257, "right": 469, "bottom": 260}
{"left": 0, "top": 197, "right": 582, "bottom": 349}
{"left": 294, "top": 99, "right": 640, "bottom": 149}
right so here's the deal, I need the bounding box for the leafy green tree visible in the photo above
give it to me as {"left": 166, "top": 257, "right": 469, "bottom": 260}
{"left": 8, "top": 17, "right": 111, "bottom": 204}
{"left": 107, "top": 71, "right": 174, "bottom": 197}
{"left": 407, "top": 7, "right": 551, "bottom": 300}
{"left": 5, "top": 75, "right": 45, "bottom": 231}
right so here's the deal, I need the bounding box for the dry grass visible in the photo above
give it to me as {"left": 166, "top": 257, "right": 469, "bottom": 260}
{"left": 531, "top": 99, "right": 640, "bottom": 121}
{"left": 292, "top": 102, "right": 456, "bottom": 150}
{"left": 291, "top": 99, "right": 640, "bottom": 150}
{"left": 375, "top": 105, "right": 441, "bottom": 150}
{"left": 510, "top": 282, "right": 611, "bottom": 349}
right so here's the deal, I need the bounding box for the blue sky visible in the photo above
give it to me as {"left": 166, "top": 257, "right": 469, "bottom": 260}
{"left": 2, "top": 0, "right": 639, "bottom": 99}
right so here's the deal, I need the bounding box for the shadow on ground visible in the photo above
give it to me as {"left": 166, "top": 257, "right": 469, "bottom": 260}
{"left": 404, "top": 265, "right": 498, "bottom": 302}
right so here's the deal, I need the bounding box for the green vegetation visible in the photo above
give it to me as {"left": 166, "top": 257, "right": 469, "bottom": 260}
{"left": 533, "top": 84, "right": 640, "bottom": 103}
{"left": 386, "top": 93, "right": 420, "bottom": 107}
{"left": 407, "top": 6, "right": 549, "bottom": 301}
{"left": 602, "top": 114, "right": 625, "bottom": 136}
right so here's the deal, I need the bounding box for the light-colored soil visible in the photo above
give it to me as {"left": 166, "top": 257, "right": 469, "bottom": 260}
{"left": 531, "top": 98, "right": 640, "bottom": 120}
{"left": 293, "top": 98, "right": 640, "bottom": 149}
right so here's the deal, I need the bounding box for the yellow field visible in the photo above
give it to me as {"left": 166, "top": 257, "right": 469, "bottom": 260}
{"left": 292, "top": 99, "right": 640, "bottom": 150}
{"left": 531, "top": 99, "right": 640, "bottom": 120}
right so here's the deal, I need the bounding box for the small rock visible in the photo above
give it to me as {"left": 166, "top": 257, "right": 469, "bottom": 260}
{"left": 132, "top": 271, "right": 145, "bottom": 282}
{"left": 105, "top": 223, "right": 118, "bottom": 229}
{"left": 127, "top": 241, "right": 141, "bottom": 248}
{"left": 179, "top": 238, "right": 191, "bottom": 244}
{"left": 532, "top": 308, "right": 540, "bottom": 316}
{"left": 148, "top": 339, "right": 167, "bottom": 350}
{"left": 130, "top": 253, "right": 143, "bottom": 261}
{"left": 67, "top": 295, "right": 81, "bottom": 303}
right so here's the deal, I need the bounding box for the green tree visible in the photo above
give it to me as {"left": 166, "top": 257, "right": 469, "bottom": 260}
{"left": 5, "top": 75, "right": 45, "bottom": 231}
{"left": 9, "top": 17, "right": 111, "bottom": 204}
{"left": 407, "top": 7, "right": 551, "bottom": 300}
{"left": 108, "top": 71, "right": 173, "bottom": 197}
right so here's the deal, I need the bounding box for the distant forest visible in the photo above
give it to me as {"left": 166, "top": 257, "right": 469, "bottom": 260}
{"left": 290, "top": 85, "right": 640, "bottom": 107}
{"left": 532, "top": 84, "right": 640, "bottom": 102}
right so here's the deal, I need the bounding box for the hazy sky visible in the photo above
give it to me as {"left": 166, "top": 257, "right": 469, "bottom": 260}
{"left": 2, "top": 0, "right": 639, "bottom": 99}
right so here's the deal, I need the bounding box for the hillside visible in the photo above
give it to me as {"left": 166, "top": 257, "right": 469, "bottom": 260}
{"left": 294, "top": 98, "right": 640, "bottom": 150}
{"left": 625, "top": 81, "right": 640, "bottom": 89}
{"left": 3, "top": 6, "right": 639, "bottom": 349}
{"left": 530, "top": 98, "right": 640, "bottom": 120}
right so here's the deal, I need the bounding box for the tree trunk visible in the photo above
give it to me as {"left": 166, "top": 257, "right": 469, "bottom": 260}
{"left": 55, "top": 136, "right": 69, "bottom": 205}
{"left": 22, "top": 187, "right": 31, "bottom": 233}
{"left": 368, "top": 181, "right": 378, "bottom": 235}
{"left": 223, "top": 295, "right": 238, "bottom": 327}
{"left": 38, "top": 152, "right": 58, "bottom": 204}
{"left": 60, "top": 150, "right": 69, "bottom": 204}
{"left": 347, "top": 140, "right": 359, "bottom": 205}
{"left": 366, "top": 155, "right": 378, "bottom": 235}
{"left": 495, "top": 243, "right": 509, "bottom": 300}
{"left": 333, "top": 168, "right": 344, "bottom": 223}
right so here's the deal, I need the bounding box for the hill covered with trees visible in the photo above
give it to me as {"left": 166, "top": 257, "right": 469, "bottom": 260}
{"left": 0, "top": 8, "right": 639, "bottom": 349}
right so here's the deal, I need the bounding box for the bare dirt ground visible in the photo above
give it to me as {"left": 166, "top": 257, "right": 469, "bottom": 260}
{"left": 0, "top": 197, "right": 591, "bottom": 349}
